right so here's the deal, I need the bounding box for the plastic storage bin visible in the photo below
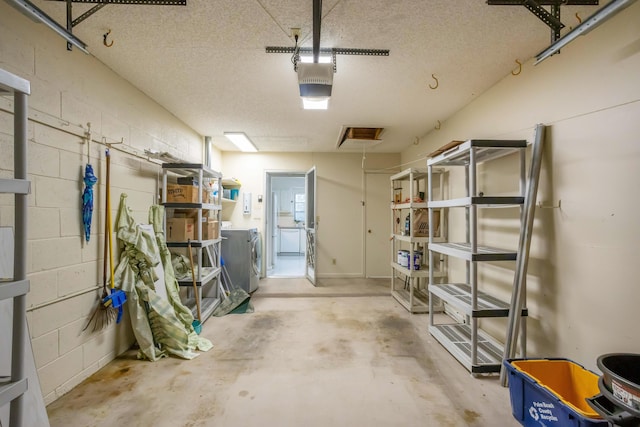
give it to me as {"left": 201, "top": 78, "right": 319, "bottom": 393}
{"left": 504, "top": 358, "right": 608, "bottom": 426}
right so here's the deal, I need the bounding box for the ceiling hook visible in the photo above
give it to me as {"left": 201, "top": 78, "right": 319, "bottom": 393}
{"left": 435, "top": 120, "right": 441, "bottom": 130}
{"left": 103, "top": 29, "right": 114, "bottom": 48}
{"left": 511, "top": 59, "right": 522, "bottom": 76}
{"left": 428, "top": 74, "right": 439, "bottom": 90}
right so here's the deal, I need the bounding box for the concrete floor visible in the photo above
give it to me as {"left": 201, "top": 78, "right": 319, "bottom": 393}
{"left": 46, "top": 278, "right": 520, "bottom": 427}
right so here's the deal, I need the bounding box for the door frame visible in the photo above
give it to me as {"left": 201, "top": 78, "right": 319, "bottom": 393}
{"left": 264, "top": 171, "right": 307, "bottom": 278}
{"left": 364, "top": 170, "right": 394, "bottom": 278}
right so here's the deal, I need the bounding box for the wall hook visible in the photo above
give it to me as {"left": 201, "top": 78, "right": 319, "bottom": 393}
{"left": 511, "top": 59, "right": 522, "bottom": 76}
{"left": 428, "top": 74, "right": 439, "bottom": 90}
{"left": 103, "top": 29, "right": 114, "bottom": 47}
{"left": 101, "top": 136, "right": 124, "bottom": 146}
{"left": 569, "top": 13, "right": 582, "bottom": 30}
{"left": 435, "top": 120, "right": 441, "bottom": 130}
{"left": 537, "top": 199, "right": 561, "bottom": 209}
{"left": 84, "top": 123, "right": 92, "bottom": 163}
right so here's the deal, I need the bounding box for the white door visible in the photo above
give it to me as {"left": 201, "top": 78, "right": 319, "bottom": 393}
{"left": 305, "top": 166, "right": 317, "bottom": 285}
{"left": 365, "top": 172, "right": 393, "bottom": 277}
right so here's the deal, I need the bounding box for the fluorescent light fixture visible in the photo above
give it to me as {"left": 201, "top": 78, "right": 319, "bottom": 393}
{"left": 535, "top": 0, "right": 636, "bottom": 64}
{"left": 302, "top": 98, "right": 329, "bottom": 110}
{"left": 224, "top": 132, "right": 258, "bottom": 152}
{"left": 4, "top": 0, "right": 89, "bottom": 54}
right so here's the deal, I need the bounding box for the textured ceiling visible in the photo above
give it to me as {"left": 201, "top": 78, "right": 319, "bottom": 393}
{"left": 35, "top": 0, "right": 608, "bottom": 153}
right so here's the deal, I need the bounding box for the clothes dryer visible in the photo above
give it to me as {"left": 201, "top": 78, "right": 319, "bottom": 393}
{"left": 221, "top": 228, "right": 260, "bottom": 293}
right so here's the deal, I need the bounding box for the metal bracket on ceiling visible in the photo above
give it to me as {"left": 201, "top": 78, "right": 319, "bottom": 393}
{"left": 44, "top": 0, "right": 187, "bottom": 50}
{"left": 524, "top": 0, "right": 565, "bottom": 42}
{"left": 266, "top": 47, "right": 389, "bottom": 73}
{"left": 72, "top": 3, "right": 107, "bottom": 27}
{"left": 487, "top": 0, "right": 598, "bottom": 44}
{"left": 266, "top": 47, "right": 389, "bottom": 56}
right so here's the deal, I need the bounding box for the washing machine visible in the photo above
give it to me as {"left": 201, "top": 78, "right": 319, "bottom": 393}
{"left": 221, "top": 228, "right": 260, "bottom": 293}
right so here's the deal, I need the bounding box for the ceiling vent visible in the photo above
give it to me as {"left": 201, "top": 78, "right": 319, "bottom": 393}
{"left": 336, "top": 126, "right": 384, "bottom": 150}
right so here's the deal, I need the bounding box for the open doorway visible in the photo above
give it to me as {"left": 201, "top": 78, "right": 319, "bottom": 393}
{"left": 265, "top": 172, "right": 306, "bottom": 277}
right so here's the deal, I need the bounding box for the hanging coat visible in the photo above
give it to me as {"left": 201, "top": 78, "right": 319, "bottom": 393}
{"left": 113, "top": 193, "right": 212, "bottom": 361}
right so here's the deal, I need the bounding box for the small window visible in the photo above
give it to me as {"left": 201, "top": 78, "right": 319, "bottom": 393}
{"left": 294, "top": 193, "right": 305, "bottom": 223}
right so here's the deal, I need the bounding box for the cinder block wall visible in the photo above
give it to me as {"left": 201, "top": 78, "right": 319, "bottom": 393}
{"left": 0, "top": 3, "right": 219, "bottom": 404}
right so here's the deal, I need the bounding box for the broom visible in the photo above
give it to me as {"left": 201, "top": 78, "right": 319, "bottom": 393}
{"left": 83, "top": 151, "right": 118, "bottom": 331}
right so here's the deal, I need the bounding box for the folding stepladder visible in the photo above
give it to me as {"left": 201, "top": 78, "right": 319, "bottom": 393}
{"left": 0, "top": 68, "right": 31, "bottom": 427}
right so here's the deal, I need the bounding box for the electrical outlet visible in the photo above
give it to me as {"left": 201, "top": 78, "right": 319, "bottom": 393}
{"left": 291, "top": 28, "right": 301, "bottom": 39}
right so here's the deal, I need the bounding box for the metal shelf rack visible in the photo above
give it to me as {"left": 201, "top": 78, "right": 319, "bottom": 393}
{"left": 161, "top": 163, "right": 223, "bottom": 322}
{"left": 389, "top": 168, "right": 447, "bottom": 313}
{"left": 427, "top": 138, "right": 531, "bottom": 374}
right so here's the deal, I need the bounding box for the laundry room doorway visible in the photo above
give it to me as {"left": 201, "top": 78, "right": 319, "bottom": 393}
{"left": 265, "top": 172, "right": 307, "bottom": 278}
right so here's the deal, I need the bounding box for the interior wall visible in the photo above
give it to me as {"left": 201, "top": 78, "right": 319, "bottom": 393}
{"left": 220, "top": 151, "right": 400, "bottom": 278}
{"left": 401, "top": 3, "right": 640, "bottom": 371}
{"left": 0, "top": 3, "right": 219, "bottom": 404}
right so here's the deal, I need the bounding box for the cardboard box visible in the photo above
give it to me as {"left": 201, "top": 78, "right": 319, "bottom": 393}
{"left": 203, "top": 220, "right": 219, "bottom": 240}
{"left": 166, "top": 217, "right": 194, "bottom": 242}
{"left": 172, "top": 209, "right": 199, "bottom": 219}
{"left": 166, "top": 184, "right": 209, "bottom": 203}
{"left": 177, "top": 176, "right": 198, "bottom": 186}
{"left": 413, "top": 209, "right": 440, "bottom": 237}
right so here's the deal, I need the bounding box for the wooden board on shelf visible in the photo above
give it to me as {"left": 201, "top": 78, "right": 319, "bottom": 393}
{"left": 426, "top": 140, "right": 465, "bottom": 158}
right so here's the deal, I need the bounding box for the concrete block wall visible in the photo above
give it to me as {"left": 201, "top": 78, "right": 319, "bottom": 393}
{"left": 0, "top": 3, "right": 220, "bottom": 404}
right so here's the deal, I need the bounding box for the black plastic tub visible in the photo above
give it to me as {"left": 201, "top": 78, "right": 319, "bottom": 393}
{"left": 597, "top": 354, "right": 640, "bottom": 413}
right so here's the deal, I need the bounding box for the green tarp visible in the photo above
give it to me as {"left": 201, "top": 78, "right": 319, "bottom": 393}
{"left": 113, "top": 194, "right": 212, "bottom": 361}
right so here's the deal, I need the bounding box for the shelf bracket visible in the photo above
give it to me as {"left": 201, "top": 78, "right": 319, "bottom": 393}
{"left": 537, "top": 199, "right": 561, "bottom": 209}
{"left": 38, "top": 0, "right": 187, "bottom": 51}
{"left": 487, "top": 0, "right": 599, "bottom": 46}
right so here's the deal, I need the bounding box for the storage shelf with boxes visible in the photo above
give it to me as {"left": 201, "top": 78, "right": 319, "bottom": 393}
{"left": 166, "top": 209, "right": 220, "bottom": 243}
{"left": 161, "top": 163, "right": 223, "bottom": 323}
{"left": 389, "top": 168, "right": 447, "bottom": 314}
